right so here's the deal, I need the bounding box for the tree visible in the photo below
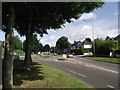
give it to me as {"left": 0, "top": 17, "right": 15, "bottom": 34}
{"left": 94, "top": 38, "right": 118, "bottom": 57}
{"left": 2, "top": 2, "right": 104, "bottom": 89}
{"left": 56, "top": 36, "right": 71, "bottom": 54}
{"left": 2, "top": 41, "right": 5, "bottom": 48}
{"left": 31, "top": 34, "right": 41, "bottom": 54}
{"left": 14, "top": 35, "right": 22, "bottom": 50}
{"left": 23, "top": 34, "right": 43, "bottom": 54}
{"left": 38, "top": 43, "right": 44, "bottom": 52}
{"left": 14, "top": 2, "right": 104, "bottom": 69}
{"left": 2, "top": 3, "right": 15, "bottom": 89}
{"left": 43, "top": 44, "right": 50, "bottom": 52}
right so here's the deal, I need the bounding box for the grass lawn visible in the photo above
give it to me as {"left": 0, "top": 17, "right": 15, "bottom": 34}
{"left": 13, "top": 60, "right": 90, "bottom": 89}
{"left": 86, "top": 57, "right": 120, "bottom": 64}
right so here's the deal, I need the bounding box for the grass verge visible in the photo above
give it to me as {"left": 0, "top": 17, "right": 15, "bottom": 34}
{"left": 13, "top": 60, "right": 90, "bottom": 89}
{"left": 86, "top": 57, "right": 119, "bottom": 64}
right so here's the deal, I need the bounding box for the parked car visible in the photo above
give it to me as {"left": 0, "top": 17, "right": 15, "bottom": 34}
{"left": 67, "top": 53, "right": 73, "bottom": 58}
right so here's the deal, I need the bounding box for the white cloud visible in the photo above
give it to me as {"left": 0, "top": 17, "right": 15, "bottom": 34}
{"left": 79, "top": 12, "right": 96, "bottom": 21}
{"left": 70, "top": 12, "right": 96, "bottom": 22}
{"left": 40, "top": 18, "right": 118, "bottom": 47}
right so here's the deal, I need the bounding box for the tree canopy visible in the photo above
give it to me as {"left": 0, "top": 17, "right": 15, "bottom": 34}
{"left": 14, "top": 35, "right": 22, "bottom": 50}
{"left": 2, "top": 2, "right": 104, "bottom": 89}
{"left": 56, "top": 36, "right": 71, "bottom": 54}
{"left": 43, "top": 44, "right": 51, "bottom": 52}
{"left": 23, "top": 34, "right": 43, "bottom": 54}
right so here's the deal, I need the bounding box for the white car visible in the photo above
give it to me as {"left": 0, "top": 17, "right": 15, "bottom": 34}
{"left": 67, "top": 53, "right": 73, "bottom": 58}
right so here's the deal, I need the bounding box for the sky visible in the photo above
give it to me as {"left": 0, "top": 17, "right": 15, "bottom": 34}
{"left": 0, "top": 2, "right": 118, "bottom": 47}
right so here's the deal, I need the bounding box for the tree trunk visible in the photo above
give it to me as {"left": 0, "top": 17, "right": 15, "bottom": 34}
{"left": 2, "top": 6, "right": 15, "bottom": 90}
{"left": 24, "top": 18, "right": 32, "bottom": 70}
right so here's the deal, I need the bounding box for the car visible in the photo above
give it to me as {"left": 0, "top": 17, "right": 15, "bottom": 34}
{"left": 67, "top": 53, "right": 73, "bottom": 58}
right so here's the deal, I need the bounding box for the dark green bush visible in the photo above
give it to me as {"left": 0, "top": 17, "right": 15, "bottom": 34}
{"left": 114, "top": 50, "right": 120, "bottom": 54}
{"left": 83, "top": 48, "right": 91, "bottom": 53}
{"left": 71, "top": 49, "right": 84, "bottom": 55}
{"left": 93, "top": 39, "right": 114, "bottom": 57}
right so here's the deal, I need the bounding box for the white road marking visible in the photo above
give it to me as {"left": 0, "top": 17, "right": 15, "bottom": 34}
{"left": 85, "top": 65, "right": 90, "bottom": 67}
{"left": 85, "top": 64, "right": 118, "bottom": 74}
{"left": 107, "top": 85, "right": 116, "bottom": 89}
{"left": 67, "top": 61, "right": 76, "bottom": 64}
{"left": 55, "top": 59, "right": 118, "bottom": 74}
{"left": 65, "top": 69, "right": 86, "bottom": 78}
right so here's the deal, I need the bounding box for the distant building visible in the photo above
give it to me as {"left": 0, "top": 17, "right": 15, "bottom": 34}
{"left": 71, "top": 41, "right": 83, "bottom": 50}
{"left": 82, "top": 39, "right": 92, "bottom": 49}
{"left": 114, "top": 34, "right": 120, "bottom": 40}
{"left": 71, "top": 39, "right": 92, "bottom": 50}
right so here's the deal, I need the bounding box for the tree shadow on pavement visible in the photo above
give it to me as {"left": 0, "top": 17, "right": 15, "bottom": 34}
{"left": 13, "top": 60, "right": 44, "bottom": 86}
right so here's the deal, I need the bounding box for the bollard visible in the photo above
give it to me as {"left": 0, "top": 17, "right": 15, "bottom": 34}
{"left": 63, "top": 54, "right": 67, "bottom": 59}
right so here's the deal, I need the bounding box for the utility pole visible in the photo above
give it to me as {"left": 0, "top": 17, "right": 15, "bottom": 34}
{"left": 82, "top": 18, "right": 95, "bottom": 57}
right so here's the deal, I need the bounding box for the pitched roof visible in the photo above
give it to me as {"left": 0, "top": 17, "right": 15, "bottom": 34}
{"left": 114, "top": 34, "right": 120, "bottom": 40}
{"left": 82, "top": 40, "right": 92, "bottom": 45}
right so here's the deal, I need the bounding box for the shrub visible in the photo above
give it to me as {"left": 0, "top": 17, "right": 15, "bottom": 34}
{"left": 114, "top": 50, "right": 120, "bottom": 54}
{"left": 71, "top": 49, "right": 84, "bottom": 55}
{"left": 94, "top": 39, "right": 116, "bottom": 57}
{"left": 83, "top": 48, "right": 91, "bottom": 53}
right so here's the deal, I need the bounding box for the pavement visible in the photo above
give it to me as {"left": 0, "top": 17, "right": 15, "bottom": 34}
{"left": 22, "top": 56, "right": 119, "bottom": 90}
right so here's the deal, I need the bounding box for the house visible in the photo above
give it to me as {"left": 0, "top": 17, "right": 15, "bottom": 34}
{"left": 82, "top": 39, "right": 92, "bottom": 49}
{"left": 71, "top": 38, "right": 92, "bottom": 49}
{"left": 71, "top": 41, "right": 83, "bottom": 50}
{"left": 114, "top": 34, "right": 120, "bottom": 40}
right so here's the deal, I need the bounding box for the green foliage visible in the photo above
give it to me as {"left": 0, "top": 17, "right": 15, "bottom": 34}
{"left": 9, "top": 2, "right": 104, "bottom": 37}
{"left": 83, "top": 48, "right": 91, "bottom": 53}
{"left": 43, "top": 44, "right": 50, "bottom": 52}
{"left": 14, "top": 50, "right": 25, "bottom": 56}
{"left": 2, "top": 41, "right": 5, "bottom": 48}
{"left": 94, "top": 38, "right": 119, "bottom": 57}
{"left": 56, "top": 36, "right": 71, "bottom": 54}
{"left": 23, "top": 34, "right": 43, "bottom": 54}
{"left": 14, "top": 36, "right": 22, "bottom": 50}
{"left": 31, "top": 34, "right": 43, "bottom": 54}
{"left": 71, "top": 49, "right": 84, "bottom": 55}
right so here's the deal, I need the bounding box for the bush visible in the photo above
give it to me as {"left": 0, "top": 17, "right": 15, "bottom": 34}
{"left": 83, "top": 48, "right": 91, "bottom": 53}
{"left": 114, "top": 50, "right": 120, "bottom": 54}
{"left": 71, "top": 49, "right": 84, "bottom": 55}
{"left": 94, "top": 39, "right": 115, "bottom": 57}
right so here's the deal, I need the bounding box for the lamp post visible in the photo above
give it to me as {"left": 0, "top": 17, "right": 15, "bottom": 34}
{"left": 91, "top": 18, "right": 95, "bottom": 57}
{"left": 82, "top": 18, "right": 95, "bottom": 57}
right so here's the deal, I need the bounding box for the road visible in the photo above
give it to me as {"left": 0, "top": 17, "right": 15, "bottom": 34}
{"left": 32, "top": 56, "right": 118, "bottom": 90}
